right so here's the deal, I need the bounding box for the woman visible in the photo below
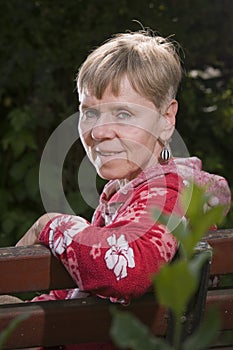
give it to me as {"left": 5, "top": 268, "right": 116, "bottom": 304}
{"left": 14, "top": 30, "right": 231, "bottom": 347}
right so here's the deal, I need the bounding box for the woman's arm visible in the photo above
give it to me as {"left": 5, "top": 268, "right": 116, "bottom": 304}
{"left": 29, "top": 173, "right": 182, "bottom": 303}
{"left": 16, "top": 213, "right": 62, "bottom": 247}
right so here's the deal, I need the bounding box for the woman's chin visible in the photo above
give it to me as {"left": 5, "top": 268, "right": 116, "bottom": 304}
{"left": 96, "top": 161, "right": 141, "bottom": 181}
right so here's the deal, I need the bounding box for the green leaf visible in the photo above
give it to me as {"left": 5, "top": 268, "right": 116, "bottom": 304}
{"left": 183, "top": 308, "right": 220, "bottom": 350}
{"left": 8, "top": 106, "right": 33, "bottom": 132}
{"left": 191, "top": 205, "right": 225, "bottom": 238}
{"left": 153, "top": 209, "right": 188, "bottom": 245}
{"left": 189, "top": 251, "right": 210, "bottom": 277}
{"left": 181, "top": 184, "right": 206, "bottom": 222}
{"left": 181, "top": 183, "right": 225, "bottom": 234}
{"left": 2, "top": 130, "right": 37, "bottom": 157}
{"left": 154, "top": 183, "right": 226, "bottom": 259}
{"left": 110, "top": 308, "right": 172, "bottom": 350}
{"left": 153, "top": 260, "right": 198, "bottom": 317}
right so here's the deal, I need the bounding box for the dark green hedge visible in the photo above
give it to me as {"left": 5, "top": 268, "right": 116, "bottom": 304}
{"left": 0, "top": 0, "right": 232, "bottom": 246}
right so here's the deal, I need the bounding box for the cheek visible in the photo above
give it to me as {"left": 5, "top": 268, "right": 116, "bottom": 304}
{"left": 78, "top": 120, "right": 92, "bottom": 141}
{"left": 124, "top": 133, "right": 159, "bottom": 166}
{"left": 79, "top": 128, "right": 92, "bottom": 148}
{"left": 126, "top": 129, "right": 157, "bottom": 150}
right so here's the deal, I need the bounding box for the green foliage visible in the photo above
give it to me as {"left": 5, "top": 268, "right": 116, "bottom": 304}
{"left": 153, "top": 184, "right": 223, "bottom": 347}
{"left": 182, "top": 308, "right": 220, "bottom": 350}
{"left": 110, "top": 307, "right": 220, "bottom": 350}
{"left": 110, "top": 184, "right": 222, "bottom": 349}
{"left": 0, "top": 0, "right": 232, "bottom": 246}
{"left": 154, "top": 259, "right": 197, "bottom": 317}
{"left": 110, "top": 308, "right": 172, "bottom": 350}
{"left": 156, "top": 185, "right": 225, "bottom": 259}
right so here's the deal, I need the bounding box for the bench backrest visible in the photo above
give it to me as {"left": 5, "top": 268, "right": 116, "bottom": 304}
{"left": 0, "top": 229, "right": 233, "bottom": 349}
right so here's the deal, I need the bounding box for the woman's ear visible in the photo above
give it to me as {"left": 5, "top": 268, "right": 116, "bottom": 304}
{"left": 163, "top": 99, "right": 178, "bottom": 126}
{"left": 159, "top": 99, "right": 178, "bottom": 141}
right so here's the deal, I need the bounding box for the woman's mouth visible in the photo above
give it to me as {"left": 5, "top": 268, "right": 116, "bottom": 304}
{"left": 96, "top": 150, "right": 124, "bottom": 157}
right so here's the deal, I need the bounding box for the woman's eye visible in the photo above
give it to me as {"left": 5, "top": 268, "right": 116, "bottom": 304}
{"left": 82, "top": 109, "right": 99, "bottom": 120}
{"left": 117, "top": 111, "right": 131, "bottom": 119}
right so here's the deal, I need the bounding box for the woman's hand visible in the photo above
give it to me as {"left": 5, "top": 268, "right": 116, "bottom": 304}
{"left": 0, "top": 295, "right": 24, "bottom": 304}
{"left": 16, "top": 213, "right": 60, "bottom": 247}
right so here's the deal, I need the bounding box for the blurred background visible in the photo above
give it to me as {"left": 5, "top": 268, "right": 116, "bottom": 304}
{"left": 0, "top": 0, "right": 232, "bottom": 246}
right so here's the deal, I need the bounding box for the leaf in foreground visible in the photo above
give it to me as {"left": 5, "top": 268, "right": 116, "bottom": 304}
{"left": 110, "top": 308, "right": 172, "bottom": 350}
{"left": 183, "top": 308, "right": 220, "bottom": 350}
{"left": 153, "top": 260, "right": 198, "bottom": 317}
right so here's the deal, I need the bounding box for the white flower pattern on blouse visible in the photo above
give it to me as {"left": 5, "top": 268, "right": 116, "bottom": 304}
{"left": 139, "top": 187, "right": 168, "bottom": 200}
{"left": 105, "top": 234, "right": 135, "bottom": 281}
{"left": 90, "top": 243, "right": 102, "bottom": 259}
{"left": 48, "top": 215, "right": 89, "bottom": 255}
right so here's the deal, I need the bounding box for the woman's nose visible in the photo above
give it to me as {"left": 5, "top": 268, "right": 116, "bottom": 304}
{"left": 91, "top": 118, "right": 117, "bottom": 140}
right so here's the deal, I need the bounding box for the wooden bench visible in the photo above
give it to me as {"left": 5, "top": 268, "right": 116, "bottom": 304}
{"left": 0, "top": 229, "right": 233, "bottom": 349}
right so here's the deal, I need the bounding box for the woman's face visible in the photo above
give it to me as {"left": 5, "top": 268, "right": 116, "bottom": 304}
{"left": 78, "top": 77, "right": 176, "bottom": 181}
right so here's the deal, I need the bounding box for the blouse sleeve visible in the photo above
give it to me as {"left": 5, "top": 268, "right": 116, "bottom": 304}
{"left": 38, "top": 173, "right": 183, "bottom": 303}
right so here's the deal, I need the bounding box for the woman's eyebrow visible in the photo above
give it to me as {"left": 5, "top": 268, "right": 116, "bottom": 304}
{"left": 80, "top": 102, "right": 138, "bottom": 114}
{"left": 111, "top": 103, "right": 134, "bottom": 111}
{"left": 79, "top": 103, "right": 90, "bottom": 111}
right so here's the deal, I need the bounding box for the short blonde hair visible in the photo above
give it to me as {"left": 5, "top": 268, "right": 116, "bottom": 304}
{"left": 77, "top": 31, "right": 183, "bottom": 109}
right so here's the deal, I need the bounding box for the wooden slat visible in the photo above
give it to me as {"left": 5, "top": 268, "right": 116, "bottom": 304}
{"left": 0, "top": 294, "right": 165, "bottom": 349}
{"left": 206, "top": 289, "right": 233, "bottom": 330}
{"left": 0, "top": 245, "right": 75, "bottom": 294}
{"left": 0, "top": 229, "right": 233, "bottom": 349}
{"left": 1, "top": 289, "right": 232, "bottom": 349}
{"left": 204, "top": 229, "right": 233, "bottom": 275}
{"left": 211, "top": 330, "right": 233, "bottom": 349}
{"left": 0, "top": 230, "right": 233, "bottom": 295}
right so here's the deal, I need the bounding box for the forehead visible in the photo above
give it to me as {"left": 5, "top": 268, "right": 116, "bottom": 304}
{"left": 79, "top": 76, "right": 155, "bottom": 111}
